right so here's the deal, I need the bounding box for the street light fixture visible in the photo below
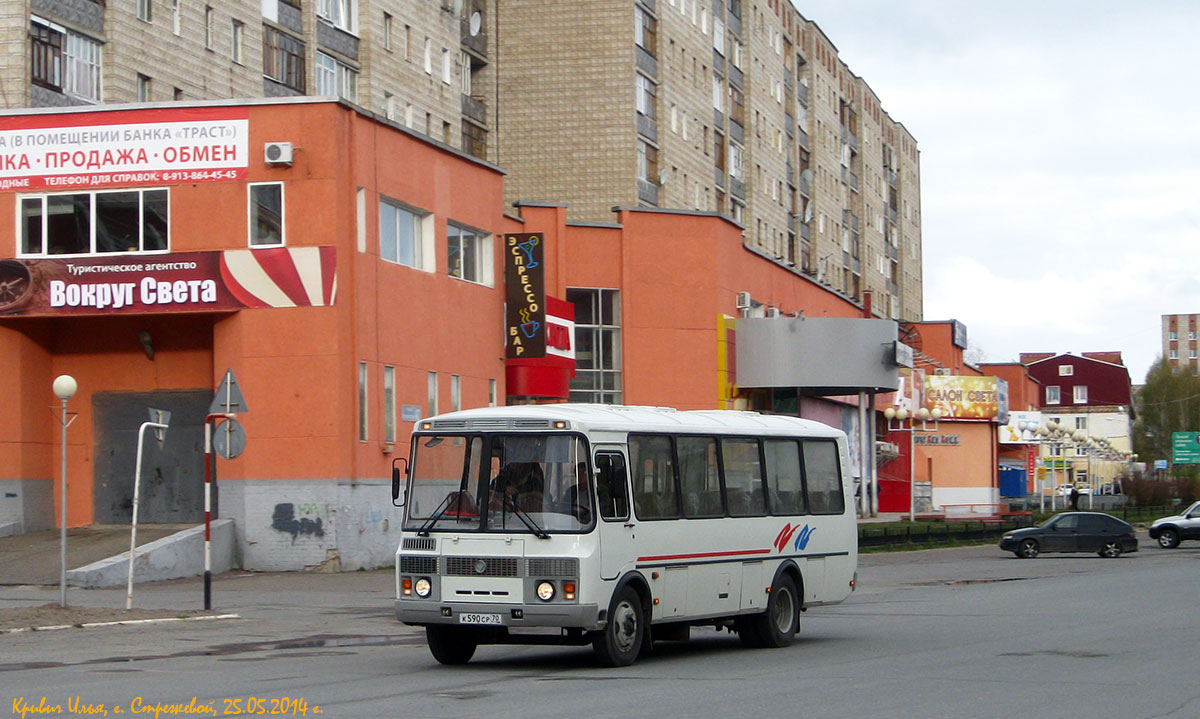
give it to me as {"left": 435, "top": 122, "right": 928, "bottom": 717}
{"left": 885, "top": 405, "right": 941, "bottom": 521}
{"left": 52, "top": 374, "right": 77, "bottom": 608}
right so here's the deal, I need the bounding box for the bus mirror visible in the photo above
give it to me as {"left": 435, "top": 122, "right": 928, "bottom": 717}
{"left": 391, "top": 457, "right": 409, "bottom": 507}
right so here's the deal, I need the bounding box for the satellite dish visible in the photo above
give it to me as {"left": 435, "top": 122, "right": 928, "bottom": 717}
{"left": 802, "top": 202, "right": 813, "bottom": 222}
{"left": 470, "top": 11, "right": 482, "bottom": 36}
{"left": 658, "top": 169, "right": 669, "bottom": 186}
{"left": 800, "top": 168, "right": 814, "bottom": 184}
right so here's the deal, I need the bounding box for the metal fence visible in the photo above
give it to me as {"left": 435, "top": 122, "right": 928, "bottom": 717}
{"left": 858, "top": 519, "right": 1033, "bottom": 549}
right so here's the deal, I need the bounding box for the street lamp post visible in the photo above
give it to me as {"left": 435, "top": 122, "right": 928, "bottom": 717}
{"left": 52, "top": 375, "right": 77, "bottom": 608}
{"left": 884, "top": 405, "right": 942, "bottom": 522}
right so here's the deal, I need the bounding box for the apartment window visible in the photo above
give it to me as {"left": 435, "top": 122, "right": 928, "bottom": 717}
{"left": 568, "top": 288, "right": 623, "bottom": 404}
{"left": 172, "top": 0, "right": 181, "bottom": 35}
{"left": 383, "top": 12, "right": 393, "bottom": 51}
{"left": 636, "top": 138, "right": 658, "bottom": 185}
{"left": 316, "top": 51, "right": 358, "bottom": 100}
{"left": 1059, "top": 365, "right": 1073, "bottom": 376}
{"left": 1170, "top": 348, "right": 1179, "bottom": 360}
{"left": 379, "top": 198, "right": 430, "bottom": 269}
{"left": 729, "top": 85, "right": 745, "bottom": 126}
{"left": 489, "top": 378, "right": 497, "bottom": 407}
{"left": 65, "top": 31, "right": 102, "bottom": 102}
{"left": 20, "top": 189, "right": 169, "bottom": 256}
{"left": 231, "top": 20, "right": 244, "bottom": 64}
{"left": 636, "top": 73, "right": 656, "bottom": 118}
{"left": 460, "top": 50, "right": 472, "bottom": 94}
{"left": 358, "top": 362, "right": 368, "bottom": 442}
{"left": 1075, "top": 417, "right": 1088, "bottom": 431}
{"left": 451, "top": 375, "right": 461, "bottom": 412}
{"left": 1073, "top": 385, "right": 1088, "bottom": 404}
{"left": 447, "top": 223, "right": 491, "bottom": 285}
{"left": 205, "top": 7, "right": 214, "bottom": 49}
{"left": 712, "top": 74, "right": 723, "bottom": 111}
{"left": 462, "top": 120, "right": 487, "bottom": 161}
{"left": 383, "top": 365, "right": 396, "bottom": 445}
{"left": 263, "top": 25, "right": 306, "bottom": 92}
{"left": 30, "top": 20, "right": 63, "bottom": 90}
{"left": 138, "top": 0, "right": 152, "bottom": 22}
{"left": 729, "top": 142, "right": 745, "bottom": 181}
{"left": 248, "top": 183, "right": 284, "bottom": 247}
{"left": 427, "top": 371, "right": 438, "bottom": 417}
{"left": 1169, "top": 330, "right": 1178, "bottom": 341}
{"left": 1191, "top": 349, "right": 1198, "bottom": 360}
{"left": 713, "top": 16, "right": 725, "bottom": 54}
{"left": 635, "top": 5, "right": 656, "bottom": 56}
{"left": 423, "top": 37, "right": 432, "bottom": 74}
{"left": 317, "top": 0, "right": 355, "bottom": 33}
{"left": 441, "top": 47, "right": 452, "bottom": 84}
{"left": 403, "top": 25, "right": 411, "bottom": 60}
{"left": 1046, "top": 386, "right": 1061, "bottom": 405}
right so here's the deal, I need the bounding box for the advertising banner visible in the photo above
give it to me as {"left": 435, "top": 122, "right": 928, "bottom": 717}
{"left": 1000, "top": 410, "right": 1044, "bottom": 444}
{"left": 0, "top": 247, "right": 336, "bottom": 316}
{"left": 505, "top": 233, "right": 545, "bottom": 358}
{"left": 1171, "top": 432, "right": 1200, "bottom": 465}
{"left": 924, "top": 375, "right": 1006, "bottom": 421}
{"left": 0, "top": 107, "right": 249, "bottom": 191}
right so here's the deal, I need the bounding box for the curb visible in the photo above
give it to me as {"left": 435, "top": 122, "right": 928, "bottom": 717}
{"left": 0, "top": 612, "right": 241, "bottom": 635}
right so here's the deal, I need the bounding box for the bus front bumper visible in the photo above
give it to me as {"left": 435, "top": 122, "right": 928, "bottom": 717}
{"left": 396, "top": 600, "right": 602, "bottom": 630}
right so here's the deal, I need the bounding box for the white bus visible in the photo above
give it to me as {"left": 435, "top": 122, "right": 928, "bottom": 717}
{"left": 392, "top": 404, "right": 857, "bottom": 666}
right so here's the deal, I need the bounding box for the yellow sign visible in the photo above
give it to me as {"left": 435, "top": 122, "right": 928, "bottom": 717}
{"left": 924, "top": 375, "right": 1004, "bottom": 420}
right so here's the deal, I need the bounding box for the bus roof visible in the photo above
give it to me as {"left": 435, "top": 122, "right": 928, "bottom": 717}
{"left": 416, "top": 404, "right": 844, "bottom": 438}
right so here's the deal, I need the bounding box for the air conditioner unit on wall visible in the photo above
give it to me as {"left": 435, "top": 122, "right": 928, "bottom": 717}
{"left": 766, "top": 307, "right": 781, "bottom": 318}
{"left": 735, "top": 291, "right": 752, "bottom": 309}
{"left": 264, "top": 142, "right": 293, "bottom": 166}
{"left": 934, "top": 367, "right": 952, "bottom": 376}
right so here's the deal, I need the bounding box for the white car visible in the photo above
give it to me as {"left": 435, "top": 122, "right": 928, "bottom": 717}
{"left": 1074, "top": 482, "right": 1092, "bottom": 496}
{"left": 1148, "top": 501, "right": 1200, "bottom": 548}
{"left": 1056, "top": 484, "right": 1074, "bottom": 497}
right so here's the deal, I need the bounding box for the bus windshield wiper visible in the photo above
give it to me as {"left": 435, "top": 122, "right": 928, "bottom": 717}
{"left": 417, "top": 491, "right": 457, "bottom": 536}
{"left": 502, "top": 495, "right": 550, "bottom": 539}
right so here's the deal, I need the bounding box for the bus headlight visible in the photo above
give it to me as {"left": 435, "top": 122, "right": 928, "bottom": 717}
{"left": 536, "top": 581, "right": 556, "bottom": 602}
{"left": 414, "top": 577, "right": 432, "bottom": 598}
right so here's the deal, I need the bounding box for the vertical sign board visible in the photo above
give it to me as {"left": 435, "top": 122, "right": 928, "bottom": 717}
{"left": 1171, "top": 432, "right": 1200, "bottom": 464}
{"left": 505, "top": 233, "right": 546, "bottom": 358}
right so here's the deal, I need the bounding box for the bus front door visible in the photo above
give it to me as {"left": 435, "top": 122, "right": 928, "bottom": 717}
{"left": 594, "top": 448, "right": 637, "bottom": 581}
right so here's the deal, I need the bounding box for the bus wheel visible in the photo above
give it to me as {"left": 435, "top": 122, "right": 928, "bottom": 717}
{"left": 593, "top": 586, "right": 644, "bottom": 667}
{"left": 426, "top": 626, "right": 478, "bottom": 665}
{"left": 734, "top": 616, "right": 765, "bottom": 648}
{"left": 751, "top": 574, "right": 799, "bottom": 648}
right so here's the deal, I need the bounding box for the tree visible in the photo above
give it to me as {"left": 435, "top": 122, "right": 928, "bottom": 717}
{"left": 1133, "top": 358, "right": 1200, "bottom": 475}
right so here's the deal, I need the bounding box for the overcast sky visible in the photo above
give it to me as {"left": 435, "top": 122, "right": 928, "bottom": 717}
{"left": 791, "top": 0, "right": 1200, "bottom": 383}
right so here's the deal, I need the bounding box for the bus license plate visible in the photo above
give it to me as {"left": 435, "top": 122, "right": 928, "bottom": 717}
{"left": 459, "top": 613, "right": 502, "bottom": 625}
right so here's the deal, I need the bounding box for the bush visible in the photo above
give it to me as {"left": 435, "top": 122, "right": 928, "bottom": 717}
{"left": 1124, "top": 475, "right": 1200, "bottom": 506}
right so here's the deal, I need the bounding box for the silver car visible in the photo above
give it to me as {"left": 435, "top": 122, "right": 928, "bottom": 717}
{"left": 1148, "top": 501, "right": 1200, "bottom": 548}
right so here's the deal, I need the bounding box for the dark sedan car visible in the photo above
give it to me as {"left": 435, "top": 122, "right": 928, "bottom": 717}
{"left": 999, "top": 512, "right": 1138, "bottom": 558}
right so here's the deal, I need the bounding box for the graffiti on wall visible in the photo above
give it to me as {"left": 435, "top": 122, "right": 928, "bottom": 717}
{"left": 271, "top": 502, "right": 326, "bottom": 542}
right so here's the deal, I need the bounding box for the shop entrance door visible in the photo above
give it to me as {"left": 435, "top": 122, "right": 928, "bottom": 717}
{"left": 93, "top": 390, "right": 210, "bottom": 524}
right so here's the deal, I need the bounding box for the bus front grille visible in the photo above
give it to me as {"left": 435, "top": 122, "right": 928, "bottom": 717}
{"left": 402, "top": 537, "right": 436, "bottom": 551}
{"left": 527, "top": 558, "right": 578, "bottom": 578}
{"left": 400, "top": 555, "right": 439, "bottom": 574}
{"left": 446, "top": 557, "right": 520, "bottom": 577}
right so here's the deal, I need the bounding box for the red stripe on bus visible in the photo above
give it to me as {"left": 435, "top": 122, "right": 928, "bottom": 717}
{"left": 637, "top": 549, "right": 772, "bottom": 562}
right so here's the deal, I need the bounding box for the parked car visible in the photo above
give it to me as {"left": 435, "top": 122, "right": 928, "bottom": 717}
{"left": 1074, "top": 482, "right": 1092, "bottom": 496}
{"left": 1148, "top": 501, "right": 1200, "bottom": 548}
{"left": 1056, "top": 483, "right": 1074, "bottom": 497}
{"left": 999, "top": 512, "right": 1138, "bottom": 558}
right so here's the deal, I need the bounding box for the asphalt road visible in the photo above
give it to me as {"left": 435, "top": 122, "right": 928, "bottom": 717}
{"left": 4, "top": 539, "right": 1200, "bottom": 719}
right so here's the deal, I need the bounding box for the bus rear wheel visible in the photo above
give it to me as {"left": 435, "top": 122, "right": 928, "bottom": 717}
{"left": 426, "top": 626, "right": 479, "bottom": 665}
{"left": 748, "top": 574, "right": 799, "bottom": 648}
{"left": 593, "top": 586, "right": 644, "bottom": 667}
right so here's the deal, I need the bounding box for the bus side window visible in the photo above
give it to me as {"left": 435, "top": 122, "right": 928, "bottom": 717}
{"left": 595, "top": 452, "right": 630, "bottom": 521}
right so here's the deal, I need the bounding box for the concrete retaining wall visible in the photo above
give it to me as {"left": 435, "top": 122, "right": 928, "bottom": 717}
{"left": 67, "top": 518, "right": 235, "bottom": 588}
{"left": 0, "top": 478, "right": 54, "bottom": 534}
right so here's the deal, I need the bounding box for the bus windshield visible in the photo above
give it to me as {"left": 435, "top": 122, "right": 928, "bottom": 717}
{"left": 404, "top": 433, "right": 592, "bottom": 534}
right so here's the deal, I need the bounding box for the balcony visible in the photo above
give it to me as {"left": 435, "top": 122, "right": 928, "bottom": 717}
{"left": 637, "top": 178, "right": 659, "bottom": 205}
{"left": 785, "top": 160, "right": 794, "bottom": 186}
{"left": 797, "top": 128, "right": 808, "bottom": 149}
{"left": 849, "top": 171, "right": 859, "bottom": 193}
{"left": 729, "top": 119, "right": 744, "bottom": 144}
{"left": 636, "top": 46, "right": 658, "bottom": 79}
{"left": 797, "top": 82, "right": 808, "bottom": 105}
{"left": 784, "top": 112, "right": 794, "bottom": 136}
{"left": 713, "top": 107, "right": 724, "bottom": 128}
{"left": 636, "top": 113, "right": 657, "bottom": 143}
{"left": 460, "top": 17, "right": 487, "bottom": 58}
{"left": 887, "top": 167, "right": 898, "bottom": 187}
{"left": 798, "top": 172, "right": 810, "bottom": 197}
{"left": 728, "top": 63, "right": 743, "bottom": 89}
{"left": 461, "top": 93, "right": 486, "bottom": 125}
{"left": 886, "top": 243, "right": 898, "bottom": 261}
{"left": 712, "top": 48, "right": 725, "bottom": 74}
{"left": 730, "top": 176, "right": 746, "bottom": 200}
{"left": 715, "top": 166, "right": 725, "bottom": 188}
{"left": 799, "top": 222, "right": 811, "bottom": 241}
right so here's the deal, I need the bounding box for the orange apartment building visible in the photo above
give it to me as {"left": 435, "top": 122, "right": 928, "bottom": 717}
{"left": 1, "top": 98, "right": 879, "bottom": 570}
